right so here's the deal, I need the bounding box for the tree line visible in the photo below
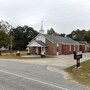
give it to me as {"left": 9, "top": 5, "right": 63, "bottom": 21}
{"left": 0, "top": 20, "right": 90, "bottom": 50}
{"left": 0, "top": 20, "right": 38, "bottom": 50}
{"left": 47, "top": 28, "right": 90, "bottom": 43}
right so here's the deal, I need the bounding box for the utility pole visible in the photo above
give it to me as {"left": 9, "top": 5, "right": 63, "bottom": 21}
{"left": 10, "top": 26, "right": 13, "bottom": 53}
{"left": 11, "top": 29, "right": 12, "bottom": 51}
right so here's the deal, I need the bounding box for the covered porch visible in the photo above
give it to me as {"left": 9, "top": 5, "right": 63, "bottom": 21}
{"left": 27, "top": 40, "right": 47, "bottom": 55}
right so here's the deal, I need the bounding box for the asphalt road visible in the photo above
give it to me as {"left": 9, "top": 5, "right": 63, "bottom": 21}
{"left": 0, "top": 59, "right": 89, "bottom": 90}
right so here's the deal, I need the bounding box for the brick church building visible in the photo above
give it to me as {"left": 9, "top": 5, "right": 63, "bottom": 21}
{"left": 27, "top": 25, "right": 89, "bottom": 55}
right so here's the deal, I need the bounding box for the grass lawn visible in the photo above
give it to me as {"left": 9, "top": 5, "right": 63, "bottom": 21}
{"left": 0, "top": 51, "right": 54, "bottom": 59}
{"left": 65, "top": 60, "right": 90, "bottom": 88}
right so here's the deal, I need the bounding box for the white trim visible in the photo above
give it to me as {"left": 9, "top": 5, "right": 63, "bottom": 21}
{"left": 57, "top": 52, "right": 59, "bottom": 55}
{"left": 36, "top": 34, "right": 45, "bottom": 43}
{"left": 69, "top": 45, "right": 71, "bottom": 51}
{"left": 85, "top": 45, "right": 87, "bottom": 51}
{"left": 57, "top": 43, "right": 59, "bottom": 47}
{"left": 28, "top": 40, "right": 42, "bottom": 47}
{"left": 41, "top": 47, "right": 46, "bottom": 55}
{"left": 27, "top": 34, "right": 45, "bottom": 46}
{"left": 77, "top": 45, "right": 79, "bottom": 51}
{"left": 74, "top": 45, "right": 76, "bottom": 51}
{"left": 36, "top": 47, "right": 38, "bottom": 54}
{"left": 57, "top": 44, "right": 59, "bottom": 55}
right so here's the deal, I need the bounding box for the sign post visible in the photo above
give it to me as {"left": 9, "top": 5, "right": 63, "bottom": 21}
{"left": 76, "top": 59, "right": 80, "bottom": 68}
{"left": 74, "top": 51, "right": 82, "bottom": 68}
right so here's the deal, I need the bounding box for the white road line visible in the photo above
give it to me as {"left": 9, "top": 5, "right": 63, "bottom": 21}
{"left": 0, "top": 69, "right": 69, "bottom": 90}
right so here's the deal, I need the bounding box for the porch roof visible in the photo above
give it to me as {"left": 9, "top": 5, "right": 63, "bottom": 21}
{"left": 27, "top": 40, "right": 46, "bottom": 47}
{"left": 36, "top": 40, "right": 47, "bottom": 47}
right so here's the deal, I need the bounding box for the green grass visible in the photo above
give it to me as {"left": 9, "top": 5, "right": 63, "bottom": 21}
{"left": 65, "top": 60, "right": 90, "bottom": 87}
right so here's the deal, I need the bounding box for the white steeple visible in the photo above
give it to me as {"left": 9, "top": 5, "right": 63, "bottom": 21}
{"left": 39, "top": 21, "right": 44, "bottom": 34}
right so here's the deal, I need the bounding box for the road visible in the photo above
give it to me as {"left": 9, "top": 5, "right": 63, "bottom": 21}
{"left": 0, "top": 59, "right": 89, "bottom": 90}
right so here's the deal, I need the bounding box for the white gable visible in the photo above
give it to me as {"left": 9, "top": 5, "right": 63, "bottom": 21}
{"left": 28, "top": 41, "right": 42, "bottom": 47}
{"left": 36, "top": 34, "right": 45, "bottom": 43}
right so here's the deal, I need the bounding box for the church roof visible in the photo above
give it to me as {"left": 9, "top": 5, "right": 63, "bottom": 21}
{"left": 43, "top": 34, "right": 80, "bottom": 45}
{"left": 36, "top": 40, "right": 47, "bottom": 47}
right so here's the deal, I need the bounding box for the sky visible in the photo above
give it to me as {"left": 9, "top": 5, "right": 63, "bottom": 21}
{"left": 0, "top": 0, "right": 90, "bottom": 34}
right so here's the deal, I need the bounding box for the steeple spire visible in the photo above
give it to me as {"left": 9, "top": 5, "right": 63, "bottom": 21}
{"left": 40, "top": 21, "right": 43, "bottom": 30}
{"left": 39, "top": 21, "right": 44, "bottom": 34}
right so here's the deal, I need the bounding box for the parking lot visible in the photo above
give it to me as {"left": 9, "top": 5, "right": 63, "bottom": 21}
{"left": 0, "top": 52, "right": 90, "bottom": 69}
{"left": 0, "top": 53, "right": 90, "bottom": 90}
{"left": 21, "top": 52, "right": 90, "bottom": 69}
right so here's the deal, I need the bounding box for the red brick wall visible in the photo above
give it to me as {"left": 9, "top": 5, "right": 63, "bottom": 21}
{"left": 62, "top": 45, "right": 80, "bottom": 55}
{"left": 62, "top": 45, "right": 69, "bottom": 54}
{"left": 72, "top": 45, "right": 80, "bottom": 53}
{"left": 29, "top": 41, "right": 89, "bottom": 55}
{"left": 45, "top": 39, "right": 82, "bottom": 55}
{"left": 46, "top": 39, "right": 57, "bottom": 55}
{"left": 80, "top": 45, "right": 89, "bottom": 53}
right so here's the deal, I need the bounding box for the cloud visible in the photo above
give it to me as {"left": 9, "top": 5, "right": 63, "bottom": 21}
{"left": 0, "top": 0, "right": 90, "bottom": 34}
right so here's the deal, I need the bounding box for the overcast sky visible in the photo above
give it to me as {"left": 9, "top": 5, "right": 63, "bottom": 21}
{"left": 0, "top": 0, "right": 90, "bottom": 34}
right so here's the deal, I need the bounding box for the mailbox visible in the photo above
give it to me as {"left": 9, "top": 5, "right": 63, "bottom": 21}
{"left": 74, "top": 51, "right": 82, "bottom": 60}
{"left": 74, "top": 51, "right": 82, "bottom": 68}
